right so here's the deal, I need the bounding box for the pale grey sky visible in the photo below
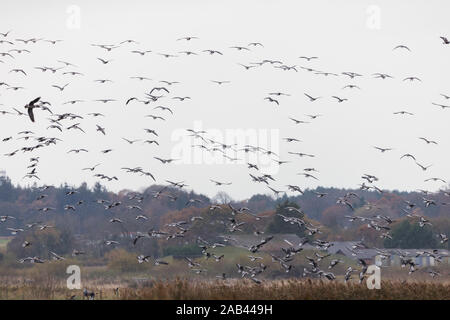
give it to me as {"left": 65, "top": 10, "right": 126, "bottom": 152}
{"left": 1, "top": 0, "right": 449, "bottom": 200}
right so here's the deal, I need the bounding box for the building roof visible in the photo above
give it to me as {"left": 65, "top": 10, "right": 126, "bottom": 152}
{"left": 327, "top": 242, "right": 449, "bottom": 260}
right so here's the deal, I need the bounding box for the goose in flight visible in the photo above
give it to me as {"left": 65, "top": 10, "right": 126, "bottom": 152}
{"left": 68, "top": 148, "right": 88, "bottom": 153}
{"left": 158, "top": 53, "right": 178, "bottom": 58}
{"left": 342, "top": 84, "right": 361, "bottom": 90}
{"left": 299, "top": 56, "right": 318, "bottom": 61}
{"left": 57, "top": 60, "right": 77, "bottom": 67}
{"left": 306, "top": 114, "right": 322, "bottom": 120}
{"left": 284, "top": 137, "right": 302, "bottom": 143}
{"left": 33, "top": 66, "right": 60, "bottom": 73}
{"left": 172, "top": 96, "right": 191, "bottom": 101}
{"left": 45, "top": 39, "right": 63, "bottom": 44}
{"left": 130, "top": 76, "right": 151, "bottom": 81}
{"left": 146, "top": 114, "right": 165, "bottom": 121}
{"left": 432, "top": 102, "right": 450, "bottom": 109}
{"left": 285, "top": 206, "right": 304, "bottom": 214}
{"left": 177, "top": 36, "right": 198, "bottom": 41}
{"left": 185, "top": 199, "right": 203, "bottom": 207}
{"left": 24, "top": 97, "right": 41, "bottom": 122}
{"left": 373, "top": 146, "right": 393, "bottom": 153}
{"left": 373, "top": 73, "right": 393, "bottom": 79}
{"left": 394, "top": 111, "right": 413, "bottom": 116}
{"left": 289, "top": 117, "right": 310, "bottom": 125}
{"left": 122, "top": 138, "right": 141, "bottom": 144}
{"left": 95, "top": 99, "right": 116, "bottom": 103}
{"left": 131, "top": 50, "right": 152, "bottom": 56}
{"left": 104, "top": 240, "right": 119, "bottom": 246}
{"left": 63, "top": 71, "right": 83, "bottom": 76}
{"left": 153, "top": 106, "right": 173, "bottom": 114}
{"left": 92, "top": 44, "right": 120, "bottom": 51}
{"left": 342, "top": 71, "right": 363, "bottom": 78}
{"left": 267, "top": 186, "right": 284, "bottom": 197}
{"left": 67, "top": 123, "right": 85, "bottom": 133}
{"left": 10, "top": 68, "right": 27, "bottom": 76}
{"left": 88, "top": 112, "right": 105, "bottom": 117}
{"left": 312, "top": 191, "right": 328, "bottom": 198}
{"left": 416, "top": 161, "right": 432, "bottom": 171}
{"left": 83, "top": 164, "right": 100, "bottom": 171}
{"left": 438, "top": 233, "right": 448, "bottom": 244}
{"left": 94, "top": 79, "right": 113, "bottom": 84}
{"left": 400, "top": 153, "right": 416, "bottom": 161}
{"left": 211, "top": 80, "right": 230, "bottom": 85}
{"left": 329, "top": 259, "right": 343, "bottom": 269}
{"left": 247, "top": 163, "right": 259, "bottom": 170}
{"left": 179, "top": 51, "right": 198, "bottom": 56}
{"left": 64, "top": 100, "right": 84, "bottom": 105}
{"left": 50, "top": 251, "right": 65, "bottom": 261}
{"left": 143, "top": 140, "right": 159, "bottom": 146}
{"left": 125, "top": 97, "right": 138, "bottom": 105}
{"left": 288, "top": 152, "right": 315, "bottom": 158}
{"left": 0, "top": 30, "right": 11, "bottom": 37}
{"left": 403, "top": 76, "right": 421, "bottom": 82}
{"left": 137, "top": 255, "right": 151, "bottom": 263}
{"left": 264, "top": 97, "right": 279, "bottom": 105}
{"left": 7, "top": 86, "right": 25, "bottom": 91}
{"left": 203, "top": 49, "right": 223, "bottom": 55}
{"left": 440, "top": 36, "right": 450, "bottom": 44}
{"left": 0, "top": 39, "right": 14, "bottom": 45}
{"left": 304, "top": 93, "right": 321, "bottom": 102}
{"left": 154, "top": 157, "right": 177, "bottom": 164}
{"left": 166, "top": 180, "right": 187, "bottom": 188}
{"left": 7, "top": 228, "right": 24, "bottom": 235}
{"left": 331, "top": 96, "right": 348, "bottom": 103}
{"left": 393, "top": 45, "right": 411, "bottom": 51}
{"left": 285, "top": 185, "right": 304, "bottom": 195}
{"left": 238, "top": 63, "right": 257, "bottom": 70}
{"left": 230, "top": 46, "right": 250, "bottom": 51}
{"left": 269, "top": 92, "right": 290, "bottom": 96}
{"left": 150, "top": 87, "right": 169, "bottom": 94}
{"left": 315, "top": 71, "right": 338, "bottom": 77}
{"left": 144, "top": 129, "right": 158, "bottom": 136}
{"left": 19, "top": 257, "right": 45, "bottom": 264}
{"left": 96, "top": 125, "right": 106, "bottom": 135}
{"left": 424, "top": 177, "right": 446, "bottom": 183}
{"left": 0, "top": 52, "right": 14, "bottom": 58}
{"left": 120, "top": 39, "right": 139, "bottom": 44}
{"left": 210, "top": 179, "right": 232, "bottom": 186}
{"left": 160, "top": 80, "right": 180, "bottom": 86}
{"left": 419, "top": 137, "right": 437, "bottom": 145}
{"left": 298, "top": 172, "right": 319, "bottom": 180}
{"left": 0, "top": 40, "right": 14, "bottom": 45}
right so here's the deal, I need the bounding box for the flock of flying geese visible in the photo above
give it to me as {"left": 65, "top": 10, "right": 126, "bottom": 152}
{"left": 0, "top": 30, "right": 449, "bottom": 287}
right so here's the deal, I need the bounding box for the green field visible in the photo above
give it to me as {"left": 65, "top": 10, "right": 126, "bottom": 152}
{"left": 0, "top": 237, "right": 12, "bottom": 252}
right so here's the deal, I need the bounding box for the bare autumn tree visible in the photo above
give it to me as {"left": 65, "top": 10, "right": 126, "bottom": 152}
{"left": 212, "top": 191, "right": 233, "bottom": 204}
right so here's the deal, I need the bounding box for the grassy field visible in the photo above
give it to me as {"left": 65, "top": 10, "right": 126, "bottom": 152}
{"left": 0, "top": 278, "right": 448, "bottom": 300}
{"left": 0, "top": 244, "right": 447, "bottom": 300}
{"left": 0, "top": 237, "right": 12, "bottom": 252}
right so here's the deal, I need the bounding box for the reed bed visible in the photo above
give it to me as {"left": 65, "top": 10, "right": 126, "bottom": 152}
{"left": 0, "top": 278, "right": 448, "bottom": 300}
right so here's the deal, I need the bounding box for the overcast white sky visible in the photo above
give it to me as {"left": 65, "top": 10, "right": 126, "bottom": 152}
{"left": 1, "top": 0, "right": 449, "bottom": 200}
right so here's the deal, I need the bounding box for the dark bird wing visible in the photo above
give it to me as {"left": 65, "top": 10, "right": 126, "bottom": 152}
{"left": 30, "top": 97, "right": 41, "bottom": 105}
{"left": 27, "top": 108, "right": 35, "bottom": 122}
